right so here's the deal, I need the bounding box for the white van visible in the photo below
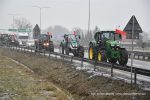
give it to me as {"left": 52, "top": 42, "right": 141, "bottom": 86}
{"left": 16, "top": 33, "right": 29, "bottom": 46}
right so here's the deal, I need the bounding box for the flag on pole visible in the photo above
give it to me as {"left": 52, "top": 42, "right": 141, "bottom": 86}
{"left": 115, "top": 29, "right": 127, "bottom": 41}
{"left": 47, "top": 32, "right": 52, "bottom": 35}
{"left": 73, "top": 31, "right": 76, "bottom": 35}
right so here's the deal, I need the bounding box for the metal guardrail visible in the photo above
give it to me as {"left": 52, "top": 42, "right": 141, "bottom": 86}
{"left": 83, "top": 46, "right": 150, "bottom": 61}
{"left": 2, "top": 45, "right": 150, "bottom": 86}
{"left": 128, "top": 51, "right": 150, "bottom": 61}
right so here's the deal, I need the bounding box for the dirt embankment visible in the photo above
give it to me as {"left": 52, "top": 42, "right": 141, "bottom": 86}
{"left": 0, "top": 48, "right": 149, "bottom": 100}
{"left": 0, "top": 49, "right": 72, "bottom": 100}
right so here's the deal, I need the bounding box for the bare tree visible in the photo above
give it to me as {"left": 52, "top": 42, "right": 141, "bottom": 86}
{"left": 14, "top": 17, "right": 32, "bottom": 30}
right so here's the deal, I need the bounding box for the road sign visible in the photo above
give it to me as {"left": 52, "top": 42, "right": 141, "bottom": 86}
{"left": 8, "top": 29, "right": 18, "bottom": 32}
{"left": 18, "top": 29, "right": 31, "bottom": 32}
{"left": 8, "top": 29, "right": 31, "bottom": 32}
{"left": 124, "top": 16, "right": 143, "bottom": 39}
{"left": 124, "top": 15, "right": 143, "bottom": 85}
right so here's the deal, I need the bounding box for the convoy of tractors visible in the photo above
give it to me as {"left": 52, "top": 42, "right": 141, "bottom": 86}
{"left": 0, "top": 29, "right": 128, "bottom": 66}
{"left": 33, "top": 29, "right": 128, "bottom": 66}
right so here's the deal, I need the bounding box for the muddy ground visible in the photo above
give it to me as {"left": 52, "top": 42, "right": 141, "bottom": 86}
{"left": 0, "top": 48, "right": 149, "bottom": 100}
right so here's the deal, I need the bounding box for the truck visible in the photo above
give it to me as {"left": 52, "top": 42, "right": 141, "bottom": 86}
{"left": 60, "top": 34, "right": 84, "bottom": 58}
{"left": 35, "top": 34, "right": 54, "bottom": 52}
{"left": 15, "top": 33, "right": 29, "bottom": 46}
{"left": 88, "top": 30, "right": 128, "bottom": 66}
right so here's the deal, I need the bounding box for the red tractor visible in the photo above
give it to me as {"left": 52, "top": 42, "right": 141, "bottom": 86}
{"left": 35, "top": 33, "right": 54, "bottom": 52}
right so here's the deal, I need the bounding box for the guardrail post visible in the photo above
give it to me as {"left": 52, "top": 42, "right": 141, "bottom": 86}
{"left": 148, "top": 56, "right": 150, "bottom": 61}
{"left": 17, "top": 46, "right": 18, "bottom": 51}
{"left": 111, "top": 63, "right": 114, "bottom": 77}
{"left": 44, "top": 50, "right": 45, "bottom": 56}
{"left": 63, "top": 54, "right": 64, "bottom": 61}
{"left": 38, "top": 50, "right": 40, "bottom": 55}
{"left": 81, "top": 58, "right": 83, "bottom": 67}
{"left": 24, "top": 47, "right": 25, "bottom": 53}
{"left": 143, "top": 56, "right": 145, "bottom": 60}
{"left": 55, "top": 53, "right": 57, "bottom": 59}
{"left": 134, "top": 68, "right": 137, "bottom": 85}
{"left": 128, "top": 54, "right": 131, "bottom": 58}
{"left": 94, "top": 60, "right": 97, "bottom": 71}
{"left": 35, "top": 49, "right": 36, "bottom": 55}
{"left": 71, "top": 56, "right": 73, "bottom": 63}
{"left": 49, "top": 51, "right": 50, "bottom": 58}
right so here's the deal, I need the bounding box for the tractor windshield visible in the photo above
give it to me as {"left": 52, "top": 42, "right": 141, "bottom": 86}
{"left": 40, "top": 34, "right": 49, "bottom": 40}
{"left": 102, "top": 32, "right": 115, "bottom": 40}
{"left": 68, "top": 35, "right": 76, "bottom": 41}
{"left": 102, "top": 32, "right": 121, "bottom": 41}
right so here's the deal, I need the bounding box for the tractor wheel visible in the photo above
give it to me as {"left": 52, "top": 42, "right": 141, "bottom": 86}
{"left": 97, "top": 51, "right": 107, "bottom": 62}
{"left": 97, "top": 51, "right": 102, "bottom": 61}
{"left": 74, "top": 52, "right": 78, "bottom": 57}
{"left": 109, "top": 58, "right": 117, "bottom": 64}
{"left": 89, "top": 46, "right": 94, "bottom": 60}
{"left": 118, "top": 49, "right": 128, "bottom": 66}
{"left": 78, "top": 46, "right": 84, "bottom": 58}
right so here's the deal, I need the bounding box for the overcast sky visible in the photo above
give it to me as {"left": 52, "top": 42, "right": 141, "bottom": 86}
{"left": 0, "top": 0, "right": 150, "bottom": 32}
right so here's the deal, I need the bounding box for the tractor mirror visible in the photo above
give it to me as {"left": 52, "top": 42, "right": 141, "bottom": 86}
{"left": 119, "top": 34, "right": 122, "bottom": 39}
{"left": 64, "top": 35, "right": 66, "bottom": 38}
{"left": 79, "top": 35, "right": 81, "bottom": 39}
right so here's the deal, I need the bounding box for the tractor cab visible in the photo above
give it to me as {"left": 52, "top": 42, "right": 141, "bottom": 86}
{"left": 94, "top": 31, "right": 122, "bottom": 42}
{"left": 94, "top": 31, "right": 123, "bottom": 48}
{"left": 64, "top": 34, "right": 80, "bottom": 42}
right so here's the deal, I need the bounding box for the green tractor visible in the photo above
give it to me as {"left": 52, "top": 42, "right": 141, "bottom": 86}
{"left": 89, "top": 30, "right": 128, "bottom": 66}
{"left": 60, "top": 34, "right": 84, "bottom": 58}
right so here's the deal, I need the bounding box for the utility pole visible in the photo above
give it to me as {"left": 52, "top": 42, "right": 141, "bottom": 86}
{"left": 8, "top": 14, "right": 19, "bottom": 34}
{"left": 88, "top": 0, "right": 91, "bottom": 34}
{"left": 32, "top": 6, "right": 50, "bottom": 34}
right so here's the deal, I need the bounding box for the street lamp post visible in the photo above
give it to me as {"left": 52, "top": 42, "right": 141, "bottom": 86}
{"left": 32, "top": 6, "right": 50, "bottom": 34}
{"left": 8, "top": 14, "right": 19, "bottom": 34}
{"left": 88, "top": 0, "right": 91, "bottom": 34}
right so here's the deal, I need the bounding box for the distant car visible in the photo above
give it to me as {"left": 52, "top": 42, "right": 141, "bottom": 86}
{"left": 26, "top": 39, "right": 35, "bottom": 47}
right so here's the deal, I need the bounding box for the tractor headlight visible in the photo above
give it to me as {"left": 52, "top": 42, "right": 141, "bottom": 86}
{"left": 46, "top": 43, "right": 49, "bottom": 46}
{"left": 116, "top": 46, "right": 120, "bottom": 50}
{"left": 111, "top": 46, "right": 115, "bottom": 50}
